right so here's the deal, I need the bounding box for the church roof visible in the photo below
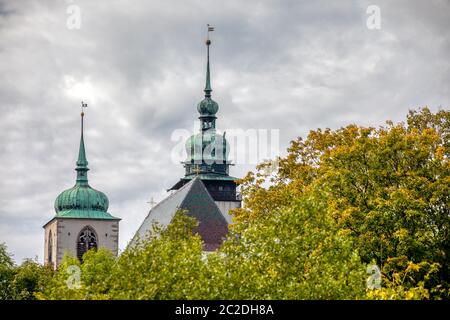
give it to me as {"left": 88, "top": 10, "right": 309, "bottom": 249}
{"left": 168, "top": 173, "right": 238, "bottom": 191}
{"left": 131, "top": 177, "right": 228, "bottom": 250}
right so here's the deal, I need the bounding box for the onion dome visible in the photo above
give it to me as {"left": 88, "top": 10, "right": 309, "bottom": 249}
{"left": 197, "top": 98, "right": 219, "bottom": 117}
{"left": 54, "top": 109, "right": 117, "bottom": 220}
{"left": 185, "top": 130, "right": 229, "bottom": 164}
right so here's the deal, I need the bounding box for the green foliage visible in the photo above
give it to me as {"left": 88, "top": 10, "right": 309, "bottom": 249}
{"left": 0, "top": 243, "right": 53, "bottom": 300}
{"left": 210, "top": 191, "right": 366, "bottom": 299}
{"left": 10, "top": 259, "right": 53, "bottom": 300}
{"left": 0, "top": 243, "right": 15, "bottom": 300}
{"left": 37, "top": 249, "right": 117, "bottom": 300}
{"left": 37, "top": 254, "right": 83, "bottom": 300}
{"left": 367, "top": 259, "right": 440, "bottom": 300}
{"left": 0, "top": 243, "right": 14, "bottom": 268}
{"left": 235, "top": 107, "right": 450, "bottom": 299}
{"left": 109, "top": 212, "right": 208, "bottom": 299}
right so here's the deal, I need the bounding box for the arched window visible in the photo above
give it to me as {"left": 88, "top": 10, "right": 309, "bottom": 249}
{"left": 48, "top": 230, "right": 53, "bottom": 264}
{"left": 77, "top": 226, "right": 97, "bottom": 261}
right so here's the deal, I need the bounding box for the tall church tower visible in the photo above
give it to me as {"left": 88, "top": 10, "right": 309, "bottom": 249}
{"left": 132, "top": 28, "right": 241, "bottom": 251}
{"left": 169, "top": 30, "right": 241, "bottom": 218}
{"left": 43, "top": 107, "right": 120, "bottom": 269}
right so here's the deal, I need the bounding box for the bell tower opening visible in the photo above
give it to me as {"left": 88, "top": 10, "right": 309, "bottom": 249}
{"left": 77, "top": 226, "right": 98, "bottom": 261}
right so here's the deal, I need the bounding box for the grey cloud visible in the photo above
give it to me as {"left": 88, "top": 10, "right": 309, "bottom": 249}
{"left": 0, "top": 0, "right": 448, "bottom": 263}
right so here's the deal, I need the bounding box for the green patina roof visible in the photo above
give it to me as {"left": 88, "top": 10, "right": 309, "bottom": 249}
{"left": 197, "top": 97, "right": 219, "bottom": 116}
{"left": 53, "top": 111, "right": 119, "bottom": 220}
{"left": 185, "top": 130, "right": 229, "bottom": 163}
{"left": 184, "top": 173, "right": 238, "bottom": 181}
{"left": 55, "top": 209, "right": 118, "bottom": 219}
{"left": 169, "top": 173, "right": 238, "bottom": 191}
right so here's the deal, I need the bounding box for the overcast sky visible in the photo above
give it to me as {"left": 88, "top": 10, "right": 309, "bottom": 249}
{"left": 0, "top": 0, "right": 448, "bottom": 263}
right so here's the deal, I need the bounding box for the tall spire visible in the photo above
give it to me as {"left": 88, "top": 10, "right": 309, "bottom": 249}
{"left": 197, "top": 25, "right": 219, "bottom": 122}
{"left": 76, "top": 102, "right": 89, "bottom": 185}
{"left": 53, "top": 101, "right": 118, "bottom": 219}
{"left": 204, "top": 24, "right": 214, "bottom": 98}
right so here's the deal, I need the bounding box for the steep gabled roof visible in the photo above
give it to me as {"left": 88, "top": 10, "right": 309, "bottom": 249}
{"left": 130, "top": 177, "right": 228, "bottom": 250}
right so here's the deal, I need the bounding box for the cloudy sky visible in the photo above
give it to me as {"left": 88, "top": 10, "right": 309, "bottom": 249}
{"left": 0, "top": 0, "right": 448, "bottom": 263}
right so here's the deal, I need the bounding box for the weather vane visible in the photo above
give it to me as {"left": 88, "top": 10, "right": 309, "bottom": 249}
{"left": 206, "top": 24, "right": 214, "bottom": 44}
{"left": 81, "top": 101, "right": 88, "bottom": 116}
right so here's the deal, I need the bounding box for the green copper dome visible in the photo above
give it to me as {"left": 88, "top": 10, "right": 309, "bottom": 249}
{"left": 54, "top": 111, "right": 118, "bottom": 220}
{"left": 55, "top": 185, "right": 110, "bottom": 218}
{"left": 185, "top": 130, "right": 229, "bottom": 163}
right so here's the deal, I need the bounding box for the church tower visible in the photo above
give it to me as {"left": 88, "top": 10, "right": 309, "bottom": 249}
{"left": 132, "top": 28, "right": 241, "bottom": 251}
{"left": 43, "top": 106, "right": 120, "bottom": 269}
{"left": 169, "top": 29, "right": 241, "bottom": 219}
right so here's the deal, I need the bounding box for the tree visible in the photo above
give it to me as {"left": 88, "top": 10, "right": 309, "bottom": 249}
{"left": 36, "top": 254, "right": 84, "bottom": 300}
{"left": 37, "top": 249, "right": 116, "bottom": 300}
{"left": 1, "top": 243, "right": 54, "bottom": 300}
{"left": 0, "top": 243, "right": 15, "bottom": 300}
{"left": 234, "top": 107, "right": 449, "bottom": 298}
{"left": 10, "top": 259, "right": 53, "bottom": 300}
{"left": 209, "top": 190, "right": 366, "bottom": 299}
{"left": 109, "top": 212, "right": 208, "bottom": 299}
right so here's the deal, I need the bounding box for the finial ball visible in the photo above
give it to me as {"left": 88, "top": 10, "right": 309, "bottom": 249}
{"left": 206, "top": 39, "right": 211, "bottom": 45}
